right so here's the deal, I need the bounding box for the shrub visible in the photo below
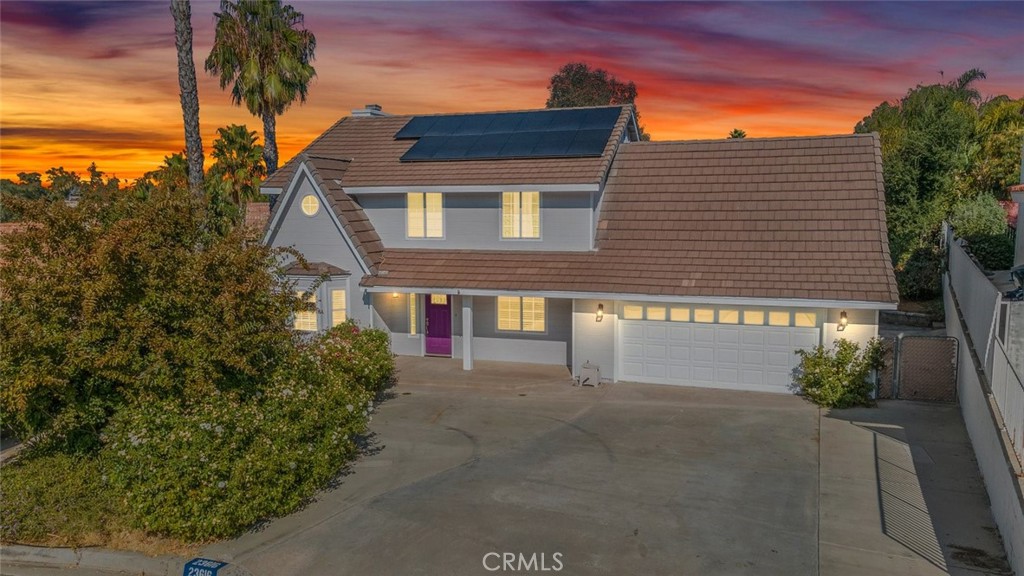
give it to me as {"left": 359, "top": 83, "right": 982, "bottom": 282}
{"left": 950, "top": 193, "right": 1009, "bottom": 239}
{"left": 315, "top": 321, "right": 396, "bottom": 397}
{"left": 102, "top": 344, "right": 377, "bottom": 540}
{"left": 0, "top": 183, "right": 301, "bottom": 453}
{"left": 895, "top": 246, "right": 943, "bottom": 300}
{"left": 964, "top": 233, "right": 1014, "bottom": 271}
{"left": 0, "top": 453, "right": 121, "bottom": 545}
{"left": 795, "top": 339, "right": 884, "bottom": 408}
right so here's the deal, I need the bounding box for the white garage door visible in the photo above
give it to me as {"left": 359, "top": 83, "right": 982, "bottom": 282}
{"left": 619, "top": 321, "right": 819, "bottom": 393}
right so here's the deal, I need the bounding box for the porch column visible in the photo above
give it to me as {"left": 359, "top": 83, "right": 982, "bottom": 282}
{"left": 462, "top": 295, "right": 473, "bottom": 370}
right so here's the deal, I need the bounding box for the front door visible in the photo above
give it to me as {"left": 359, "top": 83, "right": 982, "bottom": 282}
{"left": 425, "top": 294, "right": 452, "bottom": 356}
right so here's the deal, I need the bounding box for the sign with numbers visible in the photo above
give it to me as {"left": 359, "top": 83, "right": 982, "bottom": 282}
{"left": 183, "top": 558, "right": 227, "bottom": 576}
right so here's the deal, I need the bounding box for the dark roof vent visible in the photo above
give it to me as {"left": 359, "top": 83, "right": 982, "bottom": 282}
{"left": 352, "top": 103, "right": 388, "bottom": 117}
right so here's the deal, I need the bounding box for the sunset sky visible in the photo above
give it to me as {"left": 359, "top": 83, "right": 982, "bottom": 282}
{"left": 1, "top": 1, "right": 1021, "bottom": 182}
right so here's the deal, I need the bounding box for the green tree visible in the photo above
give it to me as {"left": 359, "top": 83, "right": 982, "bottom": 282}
{"left": 205, "top": 0, "right": 317, "bottom": 174}
{"left": 546, "top": 62, "right": 651, "bottom": 140}
{"left": 170, "top": 0, "right": 205, "bottom": 193}
{"left": 728, "top": 129, "right": 746, "bottom": 139}
{"left": 207, "top": 124, "right": 267, "bottom": 206}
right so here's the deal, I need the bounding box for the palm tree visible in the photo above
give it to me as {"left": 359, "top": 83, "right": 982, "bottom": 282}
{"left": 170, "top": 0, "right": 204, "bottom": 193}
{"left": 948, "top": 68, "right": 987, "bottom": 104}
{"left": 728, "top": 129, "right": 747, "bottom": 139}
{"left": 205, "top": 0, "right": 316, "bottom": 175}
{"left": 208, "top": 124, "right": 266, "bottom": 206}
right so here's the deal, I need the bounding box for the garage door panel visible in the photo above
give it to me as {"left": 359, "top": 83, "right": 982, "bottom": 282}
{"left": 623, "top": 343, "right": 645, "bottom": 359}
{"left": 741, "top": 370, "right": 765, "bottom": 386}
{"left": 716, "top": 327, "right": 740, "bottom": 345}
{"left": 741, "top": 349, "right": 764, "bottom": 366}
{"left": 693, "top": 326, "right": 715, "bottom": 343}
{"left": 742, "top": 330, "right": 765, "bottom": 346}
{"left": 646, "top": 362, "right": 667, "bottom": 378}
{"left": 623, "top": 324, "right": 645, "bottom": 339}
{"left": 669, "top": 345, "right": 691, "bottom": 361}
{"left": 791, "top": 332, "right": 818, "bottom": 348}
{"left": 669, "top": 326, "right": 692, "bottom": 342}
{"left": 716, "top": 348, "right": 739, "bottom": 364}
{"left": 618, "top": 319, "right": 819, "bottom": 394}
{"left": 692, "top": 346, "right": 715, "bottom": 363}
{"left": 668, "top": 365, "right": 691, "bottom": 380}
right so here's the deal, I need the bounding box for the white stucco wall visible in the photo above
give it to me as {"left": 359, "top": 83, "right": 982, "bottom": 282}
{"left": 822, "top": 308, "right": 879, "bottom": 349}
{"left": 572, "top": 298, "right": 616, "bottom": 381}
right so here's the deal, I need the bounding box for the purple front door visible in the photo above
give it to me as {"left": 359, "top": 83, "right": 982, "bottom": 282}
{"left": 425, "top": 295, "right": 452, "bottom": 356}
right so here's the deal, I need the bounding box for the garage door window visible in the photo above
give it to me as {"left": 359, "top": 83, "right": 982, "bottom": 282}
{"left": 694, "top": 308, "right": 715, "bottom": 323}
{"left": 743, "top": 310, "right": 765, "bottom": 325}
{"left": 719, "top": 309, "right": 739, "bottom": 324}
{"left": 623, "top": 305, "right": 644, "bottom": 320}
{"left": 768, "top": 311, "right": 791, "bottom": 326}
{"left": 795, "top": 312, "right": 817, "bottom": 327}
{"left": 670, "top": 307, "right": 690, "bottom": 322}
{"left": 646, "top": 306, "right": 667, "bottom": 321}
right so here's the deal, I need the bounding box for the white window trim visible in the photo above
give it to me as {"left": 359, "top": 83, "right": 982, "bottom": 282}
{"left": 330, "top": 282, "right": 349, "bottom": 327}
{"left": 294, "top": 290, "right": 318, "bottom": 332}
{"left": 300, "top": 194, "right": 320, "bottom": 217}
{"left": 496, "top": 296, "right": 548, "bottom": 334}
{"left": 406, "top": 192, "right": 445, "bottom": 239}
{"left": 499, "top": 191, "right": 542, "bottom": 241}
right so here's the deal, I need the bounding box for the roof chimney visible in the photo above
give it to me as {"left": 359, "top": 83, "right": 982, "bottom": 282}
{"left": 352, "top": 103, "right": 388, "bottom": 117}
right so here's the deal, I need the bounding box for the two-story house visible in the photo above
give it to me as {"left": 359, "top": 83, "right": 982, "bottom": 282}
{"left": 261, "top": 104, "right": 898, "bottom": 394}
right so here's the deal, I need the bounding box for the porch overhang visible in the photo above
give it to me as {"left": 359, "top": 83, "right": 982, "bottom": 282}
{"left": 365, "top": 286, "right": 897, "bottom": 311}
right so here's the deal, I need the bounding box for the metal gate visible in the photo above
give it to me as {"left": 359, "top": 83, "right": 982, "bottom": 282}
{"left": 877, "top": 336, "right": 959, "bottom": 402}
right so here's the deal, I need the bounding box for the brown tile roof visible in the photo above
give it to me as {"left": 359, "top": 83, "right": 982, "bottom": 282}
{"left": 262, "top": 106, "right": 633, "bottom": 190}
{"left": 363, "top": 134, "right": 899, "bottom": 305}
{"left": 283, "top": 261, "right": 348, "bottom": 277}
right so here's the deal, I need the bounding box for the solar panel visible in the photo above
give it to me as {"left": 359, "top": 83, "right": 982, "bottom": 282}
{"left": 397, "top": 106, "right": 621, "bottom": 161}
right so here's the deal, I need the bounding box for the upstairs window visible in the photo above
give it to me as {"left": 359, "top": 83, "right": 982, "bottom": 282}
{"left": 502, "top": 191, "right": 540, "bottom": 239}
{"left": 497, "top": 296, "right": 546, "bottom": 332}
{"left": 407, "top": 192, "right": 443, "bottom": 238}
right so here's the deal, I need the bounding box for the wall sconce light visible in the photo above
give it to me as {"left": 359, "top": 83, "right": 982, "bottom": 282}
{"left": 392, "top": 292, "right": 399, "bottom": 299}
{"left": 838, "top": 310, "right": 848, "bottom": 331}
{"left": 596, "top": 303, "right": 604, "bottom": 322}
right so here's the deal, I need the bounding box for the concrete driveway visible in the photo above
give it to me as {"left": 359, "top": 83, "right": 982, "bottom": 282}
{"left": 203, "top": 357, "right": 1009, "bottom": 576}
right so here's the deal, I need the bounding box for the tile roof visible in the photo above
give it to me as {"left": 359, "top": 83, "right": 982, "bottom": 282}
{"left": 262, "top": 106, "right": 633, "bottom": 189}
{"left": 282, "top": 261, "right": 348, "bottom": 277}
{"left": 363, "top": 134, "right": 899, "bottom": 305}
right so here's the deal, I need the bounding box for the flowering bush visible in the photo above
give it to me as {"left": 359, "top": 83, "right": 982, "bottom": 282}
{"left": 795, "top": 339, "right": 884, "bottom": 408}
{"left": 315, "top": 321, "right": 395, "bottom": 397}
{"left": 101, "top": 343, "right": 379, "bottom": 540}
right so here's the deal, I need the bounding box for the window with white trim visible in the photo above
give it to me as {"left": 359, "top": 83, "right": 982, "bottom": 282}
{"left": 407, "top": 192, "right": 443, "bottom": 238}
{"left": 331, "top": 289, "right": 347, "bottom": 326}
{"left": 497, "top": 296, "right": 545, "bottom": 332}
{"left": 794, "top": 311, "right": 817, "bottom": 327}
{"left": 301, "top": 195, "right": 319, "bottom": 216}
{"left": 501, "top": 191, "right": 540, "bottom": 239}
{"left": 294, "top": 291, "right": 317, "bottom": 331}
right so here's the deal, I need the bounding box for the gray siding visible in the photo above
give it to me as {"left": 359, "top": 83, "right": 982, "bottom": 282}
{"left": 267, "top": 172, "right": 372, "bottom": 327}
{"left": 355, "top": 192, "right": 594, "bottom": 251}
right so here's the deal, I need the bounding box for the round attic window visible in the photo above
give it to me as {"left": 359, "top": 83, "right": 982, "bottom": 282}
{"left": 301, "top": 195, "right": 319, "bottom": 216}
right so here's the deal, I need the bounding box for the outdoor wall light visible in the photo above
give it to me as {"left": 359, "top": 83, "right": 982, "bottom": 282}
{"left": 596, "top": 303, "right": 605, "bottom": 322}
{"left": 392, "top": 292, "right": 399, "bottom": 299}
{"left": 838, "top": 310, "right": 848, "bottom": 331}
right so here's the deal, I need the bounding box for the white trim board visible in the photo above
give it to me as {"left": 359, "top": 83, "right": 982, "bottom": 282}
{"left": 364, "top": 286, "right": 897, "bottom": 310}
{"left": 343, "top": 183, "right": 600, "bottom": 195}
